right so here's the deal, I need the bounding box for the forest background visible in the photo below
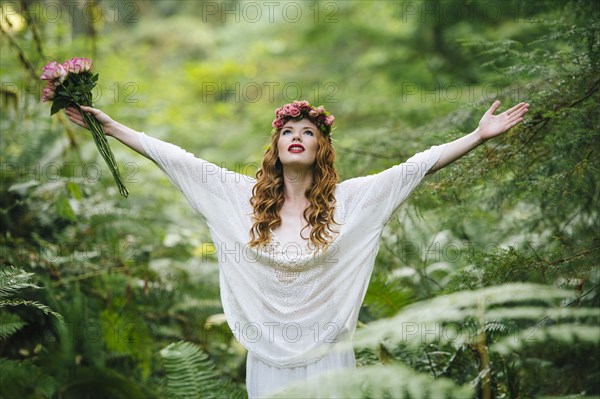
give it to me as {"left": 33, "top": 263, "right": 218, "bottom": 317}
{"left": 1, "top": 0, "right": 598, "bottom": 398}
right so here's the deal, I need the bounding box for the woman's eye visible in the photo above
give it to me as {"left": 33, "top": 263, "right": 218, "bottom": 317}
{"left": 304, "top": 130, "right": 314, "bottom": 136}
{"left": 282, "top": 130, "right": 291, "bottom": 135}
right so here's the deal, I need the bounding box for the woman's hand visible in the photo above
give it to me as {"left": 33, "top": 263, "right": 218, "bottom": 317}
{"left": 66, "top": 105, "right": 149, "bottom": 158}
{"left": 65, "top": 105, "right": 118, "bottom": 137}
{"left": 477, "top": 100, "right": 529, "bottom": 141}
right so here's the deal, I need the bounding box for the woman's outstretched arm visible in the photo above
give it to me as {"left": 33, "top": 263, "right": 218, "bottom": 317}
{"left": 65, "top": 105, "right": 149, "bottom": 159}
{"left": 427, "top": 100, "right": 529, "bottom": 175}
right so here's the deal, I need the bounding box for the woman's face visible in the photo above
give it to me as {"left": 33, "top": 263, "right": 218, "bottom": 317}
{"left": 276, "top": 119, "right": 319, "bottom": 169}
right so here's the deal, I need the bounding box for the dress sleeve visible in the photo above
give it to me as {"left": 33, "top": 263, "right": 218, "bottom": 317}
{"left": 338, "top": 143, "right": 448, "bottom": 227}
{"left": 137, "top": 132, "right": 254, "bottom": 223}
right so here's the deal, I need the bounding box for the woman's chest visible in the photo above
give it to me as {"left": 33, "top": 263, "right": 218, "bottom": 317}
{"left": 271, "top": 203, "right": 313, "bottom": 248}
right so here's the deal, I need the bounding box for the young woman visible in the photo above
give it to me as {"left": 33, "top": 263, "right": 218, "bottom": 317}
{"left": 66, "top": 99, "right": 528, "bottom": 397}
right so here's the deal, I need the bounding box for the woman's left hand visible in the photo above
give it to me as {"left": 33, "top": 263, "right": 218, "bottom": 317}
{"left": 477, "top": 100, "right": 529, "bottom": 141}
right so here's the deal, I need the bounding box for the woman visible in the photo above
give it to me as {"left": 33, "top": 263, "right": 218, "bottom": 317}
{"left": 66, "top": 99, "right": 528, "bottom": 397}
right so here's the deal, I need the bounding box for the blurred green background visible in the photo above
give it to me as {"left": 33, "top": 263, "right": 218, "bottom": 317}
{"left": 1, "top": 1, "right": 598, "bottom": 398}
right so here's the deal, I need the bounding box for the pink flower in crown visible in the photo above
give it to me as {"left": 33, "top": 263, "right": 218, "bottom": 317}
{"left": 282, "top": 104, "right": 295, "bottom": 115}
{"left": 316, "top": 106, "right": 325, "bottom": 115}
{"left": 308, "top": 109, "right": 318, "bottom": 118}
{"left": 64, "top": 57, "right": 92, "bottom": 74}
{"left": 40, "top": 61, "right": 68, "bottom": 83}
{"left": 272, "top": 118, "right": 285, "bottom": 129}
{"left": 275, "top": 107, "right": 285, "bottom": 118}
{"left": 325, "top": 115, "right": 335, "bottom": 126}
{"left": 288, "top": 106, "right": 301, "bottom": 117}
{"left": 296, "top": 100, "right": 310, "bottom": 109}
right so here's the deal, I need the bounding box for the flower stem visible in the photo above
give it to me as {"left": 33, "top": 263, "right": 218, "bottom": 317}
{"left": 79, "top": 107, "right": 129, "bottom": 197}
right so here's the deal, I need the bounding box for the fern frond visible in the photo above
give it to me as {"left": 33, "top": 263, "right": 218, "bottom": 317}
{"left": 0, "top": 266, "right": 39, "bottom": 298}
{"left": 0, "top": 358, "right": 56, "bottom": 398}
{"left": 493, "top": 324, "right": 600, "bottom": 354}
{"left": 0, "top": 266, "right": 63, "bottom": 323}
{"left": 0, "top": 311, "right": 27, "bottom": 340}
{"left": 352, "top": 283, "right": 574, "bottom": 350}
{"left": 159, "top": 341, "right": 221, "bottom": 399}
{"left": 483, "top": 306, "right": 600, "bottom": 323}
{"left": 270, "top": 362, "right": 474, "bottom": 399}
{"left": 0, "top": 299, "right": 64, "bottom": 322}
{"left": 363, "top": 274, "right": 413, "bottom": 318}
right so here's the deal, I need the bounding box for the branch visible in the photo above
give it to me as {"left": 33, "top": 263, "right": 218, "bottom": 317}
{"left": 0, "top": 23, "right": 38, "bottom": 80}
{"left": 20, "top": 0, "right": 46, "bottom": 59}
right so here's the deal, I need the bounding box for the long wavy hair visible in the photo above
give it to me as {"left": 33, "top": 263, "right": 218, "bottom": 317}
{"left": 248, "top": 119, "right": 340, "bottom": 253}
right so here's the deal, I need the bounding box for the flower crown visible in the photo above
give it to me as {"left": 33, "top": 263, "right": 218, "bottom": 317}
{"left": 272, "top": 100, "right": 335, "bottom": 135}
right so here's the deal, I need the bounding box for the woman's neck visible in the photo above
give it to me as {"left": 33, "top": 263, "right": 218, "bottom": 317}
{"left": 282, "top": 166, "right": 313, "bottom": 203}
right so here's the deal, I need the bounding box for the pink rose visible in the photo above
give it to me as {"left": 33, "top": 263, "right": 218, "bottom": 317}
{"left": 272, "top": 118, "right": 284, "bottom": 129}
{"left": 308, "top": 109, "right": 318, "bottom": 118}
{"left": 316, "top": 106, "right": 325, "bottom": 115}
{"left": 275, "top": 107, "right": 285, "bottom": 118}
{"left": 296, "top": 100, "right": 310, "bottom": 109}
{"left": 325, "top": 115, "right": 335, "bottom": 126}
{"left": 288, "top": 106, "right": 301, "bottom": 117}
{"left": 64, "top": 57, "right": 92, "bottom": 74}
{"left": 81, "top": 58, "right": 92, "bottom": 71}
{"left": 41, "top": 84, "right": 56, "bottom": 102}
{"left": 40, "top": 61, "right": 68, "bottom": 83}
{"left": 282, "top": 104, "right": 295, "bottom": 115}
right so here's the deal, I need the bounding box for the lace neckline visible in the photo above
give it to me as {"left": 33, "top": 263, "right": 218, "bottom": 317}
{"left": 269, "top": 228, "right": 316, "bottom": 257}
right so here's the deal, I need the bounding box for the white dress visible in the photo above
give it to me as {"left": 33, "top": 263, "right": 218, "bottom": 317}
{"left": 138, "top": 132, "right": 447, "bottom": 398}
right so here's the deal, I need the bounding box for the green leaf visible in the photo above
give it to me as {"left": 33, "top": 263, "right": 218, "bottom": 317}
{"left": 50, "top": 97, "right": 71, "bottom": 115}
{"left": 0, "top": 299, "right": 64, "bottom": 322}
{"left": 0, "top": 358, "right": 57, "bottom": 399}
{"left": 67, "top": 182, "right": 82, "bottom": 200}
{"left": 159, "top": 341, "right": 225, "bottom": 399}
{"left": 55, "top": 194, "right": 77, "bottom": 222}
{"left": 276, "top": 363, "right": 474, "bottom": 398}
{"left": 0, "top": 311, "right": 27, "bottom": 340}
{"left": 0, "top": 266, "right": 38, "bottom": 298}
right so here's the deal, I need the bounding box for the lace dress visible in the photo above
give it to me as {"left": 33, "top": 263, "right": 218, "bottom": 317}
{"left": 138, "top": 132, "right": 447, "bottom": 398}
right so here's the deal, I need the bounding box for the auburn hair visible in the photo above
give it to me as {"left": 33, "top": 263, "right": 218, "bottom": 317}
{"left": 248, "top": 120, "right": 340, "bottom": 253}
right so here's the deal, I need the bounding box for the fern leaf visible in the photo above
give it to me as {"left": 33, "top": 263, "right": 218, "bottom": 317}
{"left": 270, "top": 362, "right": 474, "bottom": 398}
{"left": 0, "top": 311, "right": 27, "bottom": 340}
{"left": 0, "top": 299, "right": 64, "bottom": 322}
{"left": 363, "top": 274, "right": 413, "bottom": 318}
{"left": 492, "top": 324, "right": 600, "bottom": 354}
{"left": 0, "top": 358, "right": 56, "bottom": 398}
{"left": 0, "top": 266, "right": 39, "bottom": 298}
{"left": 483, "top": 306, "right": 600, "bottom": 323}
{"left": 159, "top": 341, "right": 221, "bottom": 399}
{"left": 352, "top": 283, "right": 573, "bottom": 350}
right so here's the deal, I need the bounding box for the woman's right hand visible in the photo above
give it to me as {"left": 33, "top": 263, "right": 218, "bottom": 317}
{"left": 65, "top": 105, "right": 117, "bottom": 136}
{"left": 65, "top": 105, "right": 149, "bottom": 158}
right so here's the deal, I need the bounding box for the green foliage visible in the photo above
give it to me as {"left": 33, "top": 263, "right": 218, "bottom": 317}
{"left": 273, "top": 362, "right": 474, "bottom": 399}
{"left": 354, "top": 283, "right": 600, "bottom": 396}
{"left": 0, "top": 265, "right": 39, "bottom": 297}
{"left": 0, "top": 311, "right": 26, "bottom": 340}
{"left": 0, "top": 266, "right": 63, "bottom": 322}
{"left": 159, "top": 340, "right": 245, "bottom": 399}
{"left": 57, "top": 366, "right": 153, "bottom": 399}
{"left": 362, "top": 273, "right": 414, "bottom": 320}
{"left": 293, "top": 283, "right": 598, "bottom": 398}
{"left": 493, "top": 324, "right": 600, "bottom": 355}
{"left": 1, "top": 0, "right": 598, "bottom": 397}
{"left": 352, "top": 283, "right": 590, "bottom": 349}
{"left": 0, "top": 358, "right": 57, "bottom": 399}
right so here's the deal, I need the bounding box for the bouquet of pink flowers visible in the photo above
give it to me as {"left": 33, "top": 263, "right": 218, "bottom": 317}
{"left": 40, "top": 57, "right": 129, "bottom": 197}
